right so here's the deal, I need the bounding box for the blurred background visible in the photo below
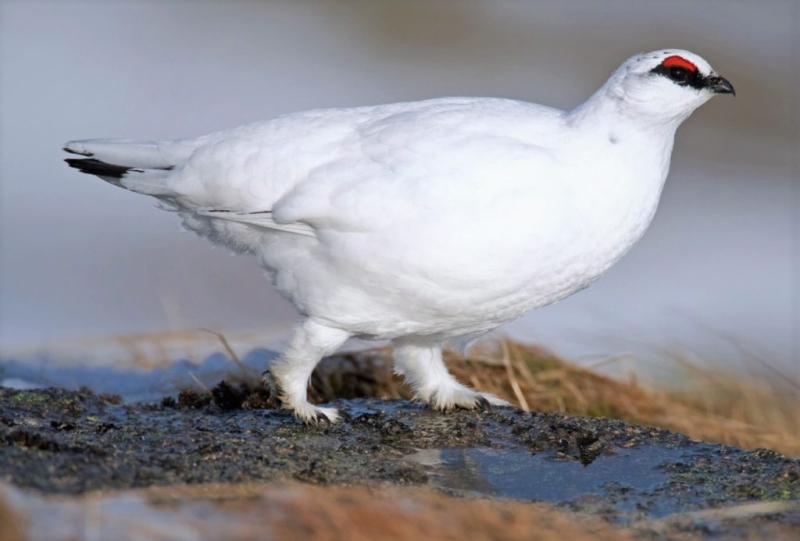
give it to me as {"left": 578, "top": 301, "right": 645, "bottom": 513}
{"left": 1, "top": 0, "right": 797, "bottom": 371}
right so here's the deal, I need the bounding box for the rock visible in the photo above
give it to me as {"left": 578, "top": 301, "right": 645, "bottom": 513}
{"left": 0, "top": 387, "right": 798, "bottom": 537}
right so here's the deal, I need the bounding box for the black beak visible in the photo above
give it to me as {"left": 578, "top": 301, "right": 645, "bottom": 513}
{"left": 707, "top": 75, "right": 735, "bottom": 96}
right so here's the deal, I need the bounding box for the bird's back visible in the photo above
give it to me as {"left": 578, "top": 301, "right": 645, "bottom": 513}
{"left": 172, "top": 97, "right": 567, "bottom": 211}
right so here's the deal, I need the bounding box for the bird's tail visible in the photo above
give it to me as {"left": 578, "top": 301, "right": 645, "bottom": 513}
{"left": 63, "top": 138, "right": 195, "bottom": 197}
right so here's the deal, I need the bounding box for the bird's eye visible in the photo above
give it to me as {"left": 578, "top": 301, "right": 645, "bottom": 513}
{"left": 669, "top": 67, "right": 688, "bottom": 82}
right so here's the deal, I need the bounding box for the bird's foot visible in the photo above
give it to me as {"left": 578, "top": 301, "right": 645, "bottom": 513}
{"left": 262, "top": 370, "right": 340, "bottom": 425}
{"left": 292, "top": 402, "right": 341, "bottom": 425}
{"left": 420, "top": 383, "right": 511, "bottom": 411}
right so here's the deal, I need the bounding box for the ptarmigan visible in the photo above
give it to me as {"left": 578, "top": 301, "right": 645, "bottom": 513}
{"left": 65, "top": 49, "right": 734, "bottom": 424}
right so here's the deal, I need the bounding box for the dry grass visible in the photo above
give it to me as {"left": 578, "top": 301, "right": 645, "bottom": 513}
{"left": 0, "top": 491, "right": 26, "bottom": 541}
{"left": 5, "top": 480, "right": 798, "bottom": 540}
{"left": 255, "top": 483, "right": 628, "bottom": 541}
{"left": 0, "top": 481, "right": 628, "bottom": 541}
{"left": 306, "top": 338, "right": 800, "bottom": 457}
{"left": 450, "top": 340, "right": 800, "bottom": 457}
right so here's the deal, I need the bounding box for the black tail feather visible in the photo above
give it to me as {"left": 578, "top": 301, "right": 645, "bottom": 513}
{"left": 65, "top": 158, "right": 137, "bottom": 179}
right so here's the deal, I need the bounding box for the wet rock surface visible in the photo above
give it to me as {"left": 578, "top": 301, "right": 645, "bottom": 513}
{"left": 1, "top": 387, "right": 798, "bottom": 536}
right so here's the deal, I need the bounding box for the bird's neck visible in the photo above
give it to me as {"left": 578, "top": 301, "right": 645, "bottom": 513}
{"left": 558, "top": 83, "right": 682, "bottom": 261}
{"left": 566, "top": 84, "right": 687, "bottom": 139}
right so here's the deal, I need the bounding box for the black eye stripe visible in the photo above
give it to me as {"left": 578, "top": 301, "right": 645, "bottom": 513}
{"left": 650, "top": 63, "right": 707, "bottom": 90}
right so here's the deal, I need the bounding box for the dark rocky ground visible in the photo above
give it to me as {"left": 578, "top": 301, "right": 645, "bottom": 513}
{"left": 1, "top": 386, "right": 798, "bottom": 538}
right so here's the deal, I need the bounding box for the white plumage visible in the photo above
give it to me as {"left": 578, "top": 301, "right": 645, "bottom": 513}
{"left": 65, "top": 49, "right": 733, "bottom": 423}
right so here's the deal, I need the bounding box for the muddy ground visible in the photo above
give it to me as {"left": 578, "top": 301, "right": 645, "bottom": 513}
{"left": 1, "top": 386, "right": 798, "bottom": 538}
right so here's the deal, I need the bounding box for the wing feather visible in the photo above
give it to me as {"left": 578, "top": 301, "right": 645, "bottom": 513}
{"left": 195, "top": 209, "right": 316, "bottom": 237}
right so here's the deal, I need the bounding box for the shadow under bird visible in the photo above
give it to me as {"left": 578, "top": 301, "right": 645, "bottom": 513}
{"left": 65, "top": 49, "right": 734, "bottom": 424}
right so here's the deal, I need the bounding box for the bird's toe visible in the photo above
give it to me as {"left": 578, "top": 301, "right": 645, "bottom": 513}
{"left": 425, "top": 385, "right": 503, "bottom": 412}
{"left": 479, "top": 393, "right": 512, "bottom": 408}
{"left": 295, "top": 404, "right": 341, "bottom": 426}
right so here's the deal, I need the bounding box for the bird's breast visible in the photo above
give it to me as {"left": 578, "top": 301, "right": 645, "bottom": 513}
{"left": 517, "top": 135, "right": 671, "bottom": 306}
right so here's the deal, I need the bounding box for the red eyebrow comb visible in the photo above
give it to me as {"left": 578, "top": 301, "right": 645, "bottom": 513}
{"left": 662, "top": 55, "right": 698, "bottom": 72}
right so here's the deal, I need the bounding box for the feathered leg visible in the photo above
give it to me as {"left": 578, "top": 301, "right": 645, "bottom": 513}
{"left": 267, "top": 319, "right": 351, "bottom": 424}
{"left": 392, "top": 340, "right": 509, "bottom": 410}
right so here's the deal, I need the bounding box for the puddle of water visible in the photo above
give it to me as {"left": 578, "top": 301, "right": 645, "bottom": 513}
{"left": 426, "top": 445, "right": 682, "bottom": 503}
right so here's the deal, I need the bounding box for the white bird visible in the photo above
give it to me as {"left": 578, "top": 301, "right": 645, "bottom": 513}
{"left": 65, "top": 49, "right": 734, "bottom": 424}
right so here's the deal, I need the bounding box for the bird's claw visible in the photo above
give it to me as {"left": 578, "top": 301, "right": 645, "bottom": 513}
{"left": 474, "top": 396, "right": 492, "bottom": 411}
{"left": 309, "top": 410, "right": 332, "bottom": 426}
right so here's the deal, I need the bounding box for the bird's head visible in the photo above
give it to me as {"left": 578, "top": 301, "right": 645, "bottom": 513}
{"left": 605, "top": 49, "right": 734, "bottom": 123}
